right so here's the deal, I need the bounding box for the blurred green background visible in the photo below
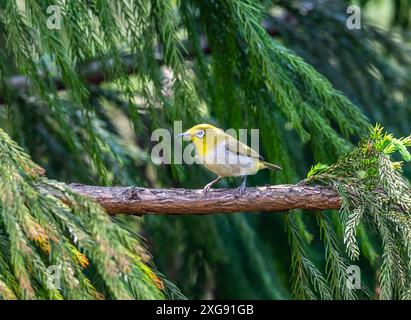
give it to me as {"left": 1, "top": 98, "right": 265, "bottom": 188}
{"left": 0, "top": 0, "right": 410, "bottom": 299}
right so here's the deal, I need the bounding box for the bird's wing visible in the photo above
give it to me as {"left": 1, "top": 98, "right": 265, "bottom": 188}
{"left": 224, "top": 135, "right": 264, "bottom": 160}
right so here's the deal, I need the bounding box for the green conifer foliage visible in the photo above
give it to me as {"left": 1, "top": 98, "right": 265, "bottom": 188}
{"left": 0, "top": 128, "right": 169, "bottom": 299}
{"left": 306, "top": 125, "right": 411, "bottom": 299}
{"left": 0, "top": 0, "right": 410, "bottom": 299}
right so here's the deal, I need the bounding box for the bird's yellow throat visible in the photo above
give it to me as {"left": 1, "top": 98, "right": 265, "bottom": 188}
{"left": 191, "top": 135, "right": 217, "bottom": 157}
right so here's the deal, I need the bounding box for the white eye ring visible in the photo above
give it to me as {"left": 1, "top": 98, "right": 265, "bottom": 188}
{"left": 196, "top": 130, "right": 205, "bottom": 138}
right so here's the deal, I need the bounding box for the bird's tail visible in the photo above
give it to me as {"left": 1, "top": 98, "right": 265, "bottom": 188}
{"left": 260, "top": 161, "right": 282, "bottom": 171}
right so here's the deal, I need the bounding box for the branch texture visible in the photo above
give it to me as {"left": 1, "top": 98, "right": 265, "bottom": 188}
{"left": 67, "top": 184, "right": 341, "bottom": 215}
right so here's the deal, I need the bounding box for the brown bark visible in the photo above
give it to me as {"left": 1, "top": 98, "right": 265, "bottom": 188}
{"left": 67, "top": 183, "right": 341, "bottom": 215}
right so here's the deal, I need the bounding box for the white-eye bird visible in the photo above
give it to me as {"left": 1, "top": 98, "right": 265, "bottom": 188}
{"left": 177, "top": 124, "right": 282, "bottom": 193}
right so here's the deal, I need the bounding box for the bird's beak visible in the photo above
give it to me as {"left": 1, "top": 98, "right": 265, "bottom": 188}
{"left": 175, "top": 132, "right": 191, "bottom": 138}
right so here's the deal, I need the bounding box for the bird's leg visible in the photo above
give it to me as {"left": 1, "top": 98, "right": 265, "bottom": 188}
{"left": 203, "top": 176, "right": 222, "bottom": 194}
{"left": 237, "top": 176, "right": 247, "bottom": 194}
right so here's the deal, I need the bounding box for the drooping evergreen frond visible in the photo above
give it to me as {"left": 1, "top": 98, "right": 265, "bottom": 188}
{"left": 0, "top": 0, "right": 409, "bottom": 300}
{"left": 271, "top": 0, "right": 411, "bottom": 138}
{"left": 306, "top": 125, "right": 411, "bottom": 299}
{"left": 284, "top": 213, "right": 333, "bottom": 300}
{"left": 0, "top": 128, "right": 170, "bottom": 299}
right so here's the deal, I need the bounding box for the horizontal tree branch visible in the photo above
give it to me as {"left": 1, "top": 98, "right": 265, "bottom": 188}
{"left": 67, "top": 183, "right": 341, "bottom": 215}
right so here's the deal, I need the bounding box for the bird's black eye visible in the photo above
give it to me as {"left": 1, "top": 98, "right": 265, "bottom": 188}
{"left": 196, "top": 130, "right": 205, "bottom": 138}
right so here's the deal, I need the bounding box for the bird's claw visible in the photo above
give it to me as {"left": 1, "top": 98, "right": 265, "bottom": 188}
{"left": 237, "top": 185, "right": 246, "bottom": 195}
{"left": 202, "top": 185, "right": 211, "bottom": 196}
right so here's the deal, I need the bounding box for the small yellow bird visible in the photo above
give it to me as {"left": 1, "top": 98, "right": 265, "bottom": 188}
{"left": 177, "top": 124, "right": 282, "bottom": 193}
